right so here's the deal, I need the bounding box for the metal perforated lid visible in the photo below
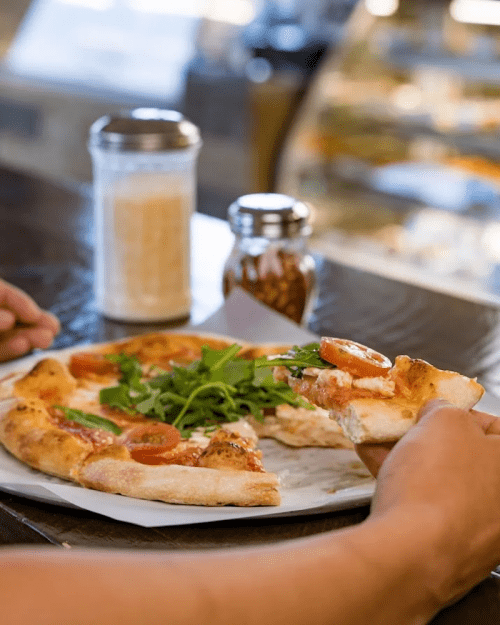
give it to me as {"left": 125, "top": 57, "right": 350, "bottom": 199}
{"left": 228, "top": 193, "right": 312, "bottom": 238}
{"left": 89, "top": 108, "right": 201, "bottom": 152}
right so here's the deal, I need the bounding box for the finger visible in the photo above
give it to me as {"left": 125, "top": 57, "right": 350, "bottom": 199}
{"left": 469, "top": 409, "right": 500, "bottom": 435}
{"left": 36, "top": 311, "right": 61, "bottom": 335}
{"left": 0, "top": 309, "right": 16, "bottom": 331}
{"left": 419, "top": 399, "right": 500, "bottom": 437}
{"left": 417, "top": 398, "right": 455, "bottom": 423}
{"left": 0, "top": 280, "right": 43, "bottom": 324}
{"left": 14, "top": 327, "right": 55, "bottom": 350}
{"left": 0, "top": 326, "right": 56, "bottom": 362}
{"left": 355, "top": 442, "right": 394, "bottom": 477}
{"left": 0, "top": 335, "right": 31, "bottom": 362}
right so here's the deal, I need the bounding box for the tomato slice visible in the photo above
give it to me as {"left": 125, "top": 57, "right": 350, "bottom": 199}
{"left": 319, "top": 337, "right": 392, "bottom": 378}
{"left": 123, "top": 422, "right": 181, "bottom": 456}
{"left": 129, "top": 452, "right": 169, "bottom": 465}
{"left": 129, "top": 448, "right": 199, "bottom": 466}
{"left": 69, "top": 352, "right": 117, "bottom": 378}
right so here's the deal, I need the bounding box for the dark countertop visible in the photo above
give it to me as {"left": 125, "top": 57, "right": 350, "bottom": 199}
{"left": 1, "top": 161, "right": 500, "bottom": 623}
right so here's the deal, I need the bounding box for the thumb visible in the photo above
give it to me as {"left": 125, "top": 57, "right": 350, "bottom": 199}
{"left": 470, "top": 409, "right": 500, "bottom": 435}
{"left": 416, "top": 398, "right": 454, "bottom": 422}
{"left": 357, "top": 400, "right": 461, "bottom": 478}
{"left": 418, "top": 399, "right": 500, "bottom": 437}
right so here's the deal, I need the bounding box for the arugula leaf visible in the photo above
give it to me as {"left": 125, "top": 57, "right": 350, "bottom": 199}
{"left": 255, "top": 342, "right": 334, "bottom": 378}
{"left": 106, "top": 353, "right": 145, "bottom": 392}
{"left": 99, "top": 384, "right": 135, "bottom": 412}
{"left": 134, "top": 388, "right": 162, "bottom": 416}
{"left": 201, "top": 343, "right": 241, "bottom": 373}
{"left": 222, "top": 358, "right": 254, "bottom": 387}
{"left": 54, "top": 405, "right": 122, "bottom": 435}
{"left": 98, "top": 346, "right": 314, "bottom": 437}
{"left": 172, "top": 381, "right": 238, "bottom": 428}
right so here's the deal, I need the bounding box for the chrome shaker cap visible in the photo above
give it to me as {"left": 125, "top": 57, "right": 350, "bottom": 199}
{"left": 89, "top": 108, "right": 201, "bottom": 152}
{"left": 228, "top": 193, "right": 312, "bottom": 238}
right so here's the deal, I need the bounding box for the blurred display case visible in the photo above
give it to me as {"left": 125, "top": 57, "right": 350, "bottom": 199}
{"left": 276, "top": 0, "right": 500, "bottom": 305}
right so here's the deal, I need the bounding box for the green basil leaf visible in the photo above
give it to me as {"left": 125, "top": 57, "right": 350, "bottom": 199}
{"left": 55, "top": 405, "right": 122, "bottom": 435}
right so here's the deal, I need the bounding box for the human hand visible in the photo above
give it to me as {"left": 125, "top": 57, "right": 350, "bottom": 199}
{"left": 0, "top": 279, "right": 60, "bottom": 362}
{"left": 358, "top": 399, "right": 500, "bottom": 604}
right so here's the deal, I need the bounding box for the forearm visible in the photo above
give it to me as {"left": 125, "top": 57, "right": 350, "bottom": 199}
{"left": 0, "top": 511, "right": 445, "bottom": 625}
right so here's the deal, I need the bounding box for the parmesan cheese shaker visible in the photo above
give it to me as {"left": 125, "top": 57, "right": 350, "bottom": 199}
{"left": 223, "top": 193, "right": 316, "bottom": 325}
{"left": 89, "top": 109, "right": 201, "bottom": 322}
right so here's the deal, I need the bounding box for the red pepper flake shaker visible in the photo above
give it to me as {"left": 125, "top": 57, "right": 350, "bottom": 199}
{"left": 223, "top": 193, "right": 316, "bottom": 325}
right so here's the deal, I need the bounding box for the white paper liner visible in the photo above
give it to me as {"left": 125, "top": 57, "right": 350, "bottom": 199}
{"left": 0, "top": 439, "right": 375, "bottom": 527}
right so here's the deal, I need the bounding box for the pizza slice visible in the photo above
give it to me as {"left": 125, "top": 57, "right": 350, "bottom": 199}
{"left": 269, "top": 338, "right": 484, "bottom": 444}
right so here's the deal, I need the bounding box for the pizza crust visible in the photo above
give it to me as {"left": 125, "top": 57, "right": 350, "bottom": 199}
{"left": 13, "top": 358, "right": 77, "bottom": 403}
{"left": 238, "top": 344, "right": 293, "bottom": 360}
{"left": 0, "top": 399, "right": 93, "bottom": 480}
{"left": 78, "top": 448, "right": 280, "bottom": 507}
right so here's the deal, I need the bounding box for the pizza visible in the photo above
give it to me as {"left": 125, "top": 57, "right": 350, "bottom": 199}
{"left": 248, "top": 404, "right": 353, "bottom": 449}
{"left": 270, "top": 337, "right": 485, "bottom": 444}
{"left": 0, "top": 332, "right": 351, "bottom": 508}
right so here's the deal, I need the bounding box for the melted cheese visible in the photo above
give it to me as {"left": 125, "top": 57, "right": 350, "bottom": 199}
{"left": 316, "top": 369, "right": 353, "bottom": 388}
{"left": 222, "top": 419, "right": 258, "bottom": 445}
{"left": 303, "top": 367, "right": 395, "bottom": 398}
{"left": 352, "top": 376, "right": 395, "bottom": 397}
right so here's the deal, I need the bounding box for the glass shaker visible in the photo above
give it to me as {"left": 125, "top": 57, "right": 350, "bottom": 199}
{"left": 223, "top": 193, "right": 316, "bottom": 325}
{"left": 88, "top": 108, "right": 201, "bottom": 322}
